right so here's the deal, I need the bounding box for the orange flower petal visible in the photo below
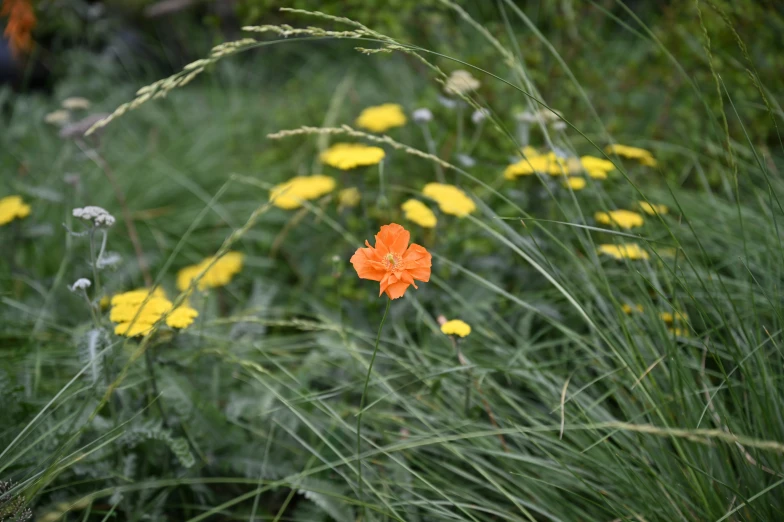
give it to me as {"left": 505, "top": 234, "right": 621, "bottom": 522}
{"left": 376, "top": 223, "right": 409, "bottom": 255}
{"left": 384, "top": 281, "right": 410, "bottom": 300}
{"left": 350, "top": 247, "right": 386, "bottom": 281}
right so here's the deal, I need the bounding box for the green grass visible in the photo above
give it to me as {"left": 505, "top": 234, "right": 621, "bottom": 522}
{"left": 2, "top": 2, "right": 784, "bottom": 521}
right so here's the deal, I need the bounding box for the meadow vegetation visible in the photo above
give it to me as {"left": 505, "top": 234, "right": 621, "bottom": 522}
{"left": 2, "top": 1, "right": 784, "bottom": 521}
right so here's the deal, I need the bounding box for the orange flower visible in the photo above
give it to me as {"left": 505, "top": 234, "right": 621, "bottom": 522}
{"left": 1, "top": 0, "right": 36, "bottom": 56}
{"left": 350, "top": 223, "right": 431, "bottom": 299}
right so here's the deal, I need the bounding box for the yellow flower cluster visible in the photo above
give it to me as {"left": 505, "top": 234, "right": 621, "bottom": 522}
{"left": 269, "top": 175, "right": 336, "bottom": 209}
{"left": 563, "top": 177, "right": 586, "bottom": 190}
{"left": 338, "top": 187, "right": 361, "bottom": 208}
{"left": 176, "top": 251, "right": 244, "bottom": 291}
{"left": 505, "top": 152, "right": 616, "bottom": 181}
{"left": 660, "top": 311, "right": 688, "bottom": 324}
{"left": 580, "top": 156, "right": 615, "bottom": 179}
{"left": 441, "top": 319, "right": 471, "bottom": 337}
{"left": 595, "top": 210, "right": 644, "bottom": 229}
{"left": 622, "top": 303, "right": 644, "bottom": 314}
{"left": 355, "top": 103, "right": 407, "bottom": 133}
{"left": 110, "top": 288, "right": 198, "bottom": 337}
{"left": 320, "top": 143, "right": 386, "bottom": 170}
{"left": 422, "top": 183, "right": 476, "bottom": 217}
{"left": 504, "top": 152, "right": 571, "bottom": 179}
{"left": 401, "top": 199, "right": 437, "bottom": 228}
{"left": 0, "top": 195, "right": 31, "bottom": 226}
{"left": 606, "top": 144, "right": 657, "bottom": 166}
{"left": 638, "top": 201, "right": 668, "bottom": 215}
{"left": 598, "top": 243, "right": 649, "bottom": 260}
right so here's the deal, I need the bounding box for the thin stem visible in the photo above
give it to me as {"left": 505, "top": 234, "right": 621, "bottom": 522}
{"left": 76, "top": 139, "right": 153, "bottom": 287}
{"left": 462, "top": 348, "right": 472, "bottom": 416}
{"left": 455, "top": 103, "right": 465, "bottom": 153}
{"left": 420, "top": 124, "right": 445, "bottom": 182}
{"left": 465, "top": 120, "right": 485, "bottom": 156}
{"left": 356, "top": 298, "right": 391, "bottom": 518}
{"left": 81, "top": 290, "right": 101, "bottom": 329}
{"left": 88, "top": 228, "right": 102, "bottom": 297}
{"left": 97, "top": 229, "right": 108, "bottom": 264}
{"left": 145, "top": 347, "right": 169, "bottom": 428}
{"left": 376, "top": 160, "right": 388, "bottom": 214}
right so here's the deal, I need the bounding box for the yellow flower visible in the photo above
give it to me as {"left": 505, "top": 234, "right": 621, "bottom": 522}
{"left": 598, "top": 243, "right": 649, "bottom": 260}
{"left": 595, "top": 210, "right": 644, "bottom": 229}
{"left": 638, "top": 201, "right": 668, "bottom": 215}
{"left": 580, "top": 156, "right": 614, "bottom": 179}
{"left": 320, "top": 143, "right": 386, "bottom": 170}
{"left": 177, "top": 251, "right": 244, "bottom": 291}
{"left": 622, "top": 303, "right": 644, "bottom": 314}
{"left": 660, "top": 311, "right": 688, "bottom": 323}
{"left": 563, "top": 177, "right": 586, "bottom": 190}
{"left": 110, "top": 297, "right": 172, "bottom": 323}
{"left": 605, "top": 144, "right": 657, "bottom": 167}
{"left": 114, "top": 321, "right": 155, "bottom": 337}
{"left": 521, "top": 146, "right": 538, "bottom": 158}
{"left": 422, "top": 183, "right": 476, "bottom": 217}
{"left": 166, "top": 305, "right": 200, "bottom": 329}
{"left": 269, "top": 175, "right": 336, "bottom": 209}
{"left": 444, "top": 70, "right": 480, "bottom": 95}
{"left": 110, "top": 288, "right": 199, "bottom": 337}
{"left": 401, "top": 199, "right": 437, "bottom": 228}
{"left": 355, "top": 103, "right": 407, "bottom": 133}
{"left": 338, "top": 187, "right": 361, "bottom": 208}
{"left": 0, "top": 195, "right": 31, "bottom": 226}
{"left": 110, "top": 286, "right": 167, "bottom": 306}
{"left": 441, "top": 319, "right": 471, "bottom": 337}
{"left": 504, "top": 152, "right": 574, "bottom": 179}
{"left": 668, "top": 327, "right": 689, "bottom": 337}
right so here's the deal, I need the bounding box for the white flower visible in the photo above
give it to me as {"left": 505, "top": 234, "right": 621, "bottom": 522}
{"left": 515, "top": 111, "right": 537, "bottom": 123}
{"left": 456, "top": 154, "right": 476, "bottom": 167}
{"left": 551, "top": 120, "right": 567, "bottom": 131}
{"left": 73, "top": 206, "right": 116, "bottom": 227}
{"left": 444, "top": 70, "right": 480, "bottom": 95}
{"left": 96, "top": 252, "right": 122, "bottom": 269}
{"left": 70, "top": 278, "right": 92, "bottom": 292}
{"left": 437, "top": 96, "right": 457, "bottom": 110}
{"left": 536, "top": 108, "right": 562, "bottom": 122}
{"left": 62, "top": 97, "right": 91, "bottom": 110}
{"left": 412, "top": 108, "right": 433, "bottom": 124}
{"left": 471, "top": 108, "right": 490, "bottom": 124}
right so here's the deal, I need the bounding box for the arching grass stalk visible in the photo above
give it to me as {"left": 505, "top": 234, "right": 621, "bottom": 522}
{"left": 356, "top": 298, "right": 391, "bottom": 517}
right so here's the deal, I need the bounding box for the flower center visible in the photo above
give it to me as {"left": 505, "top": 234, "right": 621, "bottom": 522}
{"left": 383, "top": 252, "right": 402, "bottom": 271}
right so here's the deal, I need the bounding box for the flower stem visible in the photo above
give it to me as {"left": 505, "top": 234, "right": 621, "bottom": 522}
{"left": 376, "top": 160, "right": 388, "bottom": 216}
{"left": 88, "top": 228, "right": 102, "bottom": 298}
{"left": 420, "top": 124, "right": 445, "bottom": 183}
{"left": 145, "top": 346, "right": 169, "bottom": 427}
{"left": 356, "top": 297, "right": 391, "bottom": 516}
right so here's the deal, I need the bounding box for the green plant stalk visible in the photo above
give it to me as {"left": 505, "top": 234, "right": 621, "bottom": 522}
{"left": 376, "top": 159, "right": 388, "bottom": 213}
{"left": 88, "top": 228, "right": 102, "bottom": 299}
{"left": 144, "top": 346, "right": 169, "bottom": 428}
{"left": 455, "top": 103, "right": 465, "bottom": 155}
{"left": 356, "top": 298, "right": 391, "bottom": 517}
{"left": 464, "top": 120, "right": 485, "bottom": 156}
{"left": 420, "top": 124, "right": 445, "bottom": 182}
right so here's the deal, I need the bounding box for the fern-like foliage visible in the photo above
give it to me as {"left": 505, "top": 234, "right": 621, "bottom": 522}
{"left": 122, "top": 420, "right": 194, "bottom": 469}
